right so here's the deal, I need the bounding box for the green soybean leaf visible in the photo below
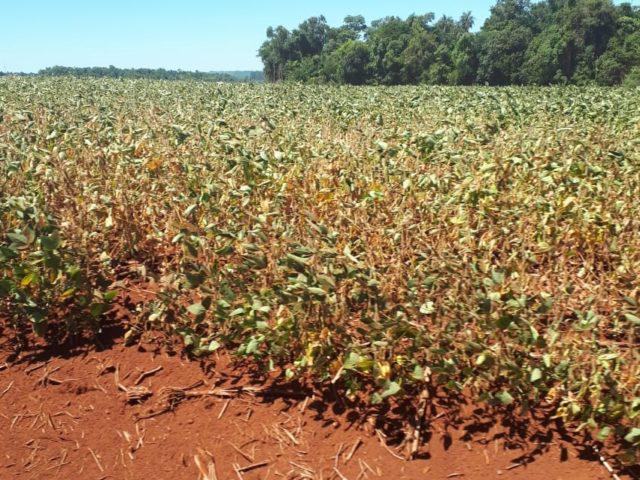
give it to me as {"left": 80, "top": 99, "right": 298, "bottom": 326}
{"left": 380, "top": 380, "right": 401, "bottom": 399}
{"left": 597, "top": 426, "right": 612, "bottom": 441}
{"left": 530, "top": 368, "right": 542, "bottom": 383}
{"left": 624, "top": 428, "right": 640, "bottom": 444}
{"left": 40, "top": 235, "right": 60, "bottom": 251}
{"left": 187, "top": 303, "right": 206, "bottom": 316}
{"left": 623, "top": 313, "right": 640, "bottom": 325}
{"left": 308, "top": 287, "right": 327, "bottom": 297}
{"left": 496, "top": 390, "right": 514, "bottom": 405}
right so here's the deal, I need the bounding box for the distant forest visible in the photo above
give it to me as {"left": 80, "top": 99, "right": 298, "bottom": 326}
{"left": 36, "top": 66, "right": 264, "bottom": 82}
{"left": 0, "top": 67, "right": 264, "bottom": 82}
{"left": 258, "top": 0, "right": 640, "bottom": 86}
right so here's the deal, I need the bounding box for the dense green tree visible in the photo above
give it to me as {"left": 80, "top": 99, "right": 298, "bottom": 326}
{"left": 258, "top": 1, "right": 640, "bottom": 86}
{"left": 451, "top": 33, "right": 480, "bottom": 85}
{"left": 623, "top": 66, "right": 640, "bottom": 86}
{"left": 259, "top": 26, "right": 293, "bottom": 82}
{"left": 400, "top": 15, "right": 438, "bottom": 84}
{"left": 325, "top": 16, "right": 367, "bottom": 54}
{"left": 595, "top": 5, "right": 640, "bottom": 85}
{"left": 366, "top": 17, "right": 413, "bottom": 84}
{"left": 429, "top": 15, "right": 475, "bottom": 84}
{"left": 288, "top": 16, "right": 330, "bottom": 58}
{"left": 344, "top": 15, "right": 367, "bottom": 35}
{"left": 521, "top": 24, "right": 568, "bottom": 84}
{"left": 325, "top": 40, "right": 371, "bottom": 84}
{"left": 476, "top": 0, "right": 535, "bottom": 85}
{"left": 284, "top": 56, "right": 324, "bottom": 83}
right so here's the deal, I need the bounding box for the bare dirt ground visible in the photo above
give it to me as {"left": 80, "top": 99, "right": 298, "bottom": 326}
{"left": 1, "top": 324, "right": 631, "bottom": 480}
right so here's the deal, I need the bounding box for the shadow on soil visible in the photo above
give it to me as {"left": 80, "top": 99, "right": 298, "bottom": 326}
{"left": 1, "top": 309, "right": 637, "bottom": 479}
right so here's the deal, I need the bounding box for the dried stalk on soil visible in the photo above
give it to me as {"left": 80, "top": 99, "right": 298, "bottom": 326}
{"left": 134, "top": 365, "right": 163, "bottom": 385}
{"left": 194, "top": 448, "right": 218, "bottom": 480}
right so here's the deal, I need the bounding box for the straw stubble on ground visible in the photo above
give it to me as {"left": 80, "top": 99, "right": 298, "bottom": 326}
{"left": 0, "top": 333, "right": 622, "bottom": 480}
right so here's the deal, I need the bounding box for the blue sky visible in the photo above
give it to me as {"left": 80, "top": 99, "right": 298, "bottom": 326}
{"left": 1, "top": 1, "right": 638, "bottom": 73}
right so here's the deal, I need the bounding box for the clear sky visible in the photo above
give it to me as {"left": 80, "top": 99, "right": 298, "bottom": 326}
{"left": 1, "top": 1, "right": 638, "bottom": 73}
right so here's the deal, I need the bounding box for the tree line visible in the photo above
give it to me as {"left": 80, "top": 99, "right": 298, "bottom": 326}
{"left": 258, "top": 0, "right": 640, "bottom": 86}
{"left": 1, "top": 68, "right": 266, "bottom": 82}
{"left": 37, "top": 66, "right": 238, "bottom": 82}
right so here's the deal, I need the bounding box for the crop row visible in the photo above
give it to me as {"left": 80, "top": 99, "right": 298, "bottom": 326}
{"left": 1, "top": 78, "right": 638, "bottom": 462}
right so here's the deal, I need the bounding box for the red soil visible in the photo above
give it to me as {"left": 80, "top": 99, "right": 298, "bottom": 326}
{"left": 0, "top": 327, "right": 630, "bottom": 480}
